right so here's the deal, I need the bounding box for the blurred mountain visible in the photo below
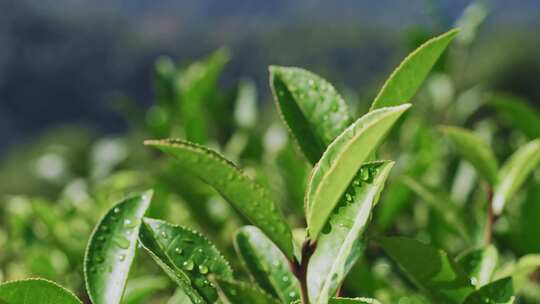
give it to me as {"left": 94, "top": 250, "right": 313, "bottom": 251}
{"left": 1, "top": 0, "right": 539, "bottom": 154}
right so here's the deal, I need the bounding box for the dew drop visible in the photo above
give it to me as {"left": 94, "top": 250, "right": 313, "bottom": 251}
{"left": 198, "top": 264, "right": 209, "bottom": 274}
{"left": 160, "top": 231, "right": 168, "bottom": 239}
{"left": 289, "top": 291, "right": 296, "bottom": 298}
{"left": 113, "top": 236, "right": 130, "bottom": 249}
{"left": 282, "top": 275, "right": 289, "bottom": 282}
{"left": 113, "top": 207, "right": 120, "bottom": 214}
{"left": 175, "top": 247, "right": 183, "bottom": 255}
{"left": 119, "top": 254, "right": 126, "bottom": 261}
{"left": 183, "top": 260, "right": 194, "bottom": 271}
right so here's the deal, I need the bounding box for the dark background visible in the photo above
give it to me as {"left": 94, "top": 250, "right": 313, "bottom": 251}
{"left": 1, "top": 0, "right": 540, "bottom": 154}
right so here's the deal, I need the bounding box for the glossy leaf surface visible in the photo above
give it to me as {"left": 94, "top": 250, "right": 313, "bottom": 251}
{"left": 440, "top": 126, "right": 498, "bottom": 185}
{"left": 213, "top": 277, "right": 279, "bottom": 304}
{"left": 145, "top": 138, "right": 295, "bottom": 259}
{"left": 463, "top": 277, "right": 514, "bottom": 304}
{"left": 457, "top": 245, "right": 498, "bottom": 288}
{"left": 308, "top": 161, "right": 394, "bottom": 304}
{"left": 84, "top": 191, "right": 153, "bottom": 304}
{"left": 138, "top": 218, "right": 233, "bottom": 303}
{"left": 234, "top": 226, "right": 300, "bottom": 303}
{"left": 270, "top": 66, "right": 353, "bottom": 163}
{"left": 370, "top": 29, "right": 458, "bottom": 110}
{"left": 492, "top": 139, "right": 540, "bottom": 214}
{"left": 306, "top": 104, "right": 410, "bottom": 238}
{"left": 378, "top": 237, "right": 474, "bottom": 304}
{"left": 0, "top": 278, "right": 82, "bottom": 304}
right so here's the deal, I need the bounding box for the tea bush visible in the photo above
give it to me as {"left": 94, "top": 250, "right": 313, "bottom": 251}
{"left": 1, "top": 18, "right": 540, "bottom": 304}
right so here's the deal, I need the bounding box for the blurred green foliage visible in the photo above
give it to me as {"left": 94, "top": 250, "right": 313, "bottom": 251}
{"left": 1, "top": 2, "right": 540, "bottom": 303}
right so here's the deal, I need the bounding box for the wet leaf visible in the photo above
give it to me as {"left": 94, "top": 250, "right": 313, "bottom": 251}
{"left": 457, "top": 245, "right": 498, "bottom": 288}
{"left": 0, "top": 278, "right": 81, "bottom": 304}
{"left": 463, "top": 277, "right": 514, "bottom": 304}
{"left": 306, "top": 104, "right": 410, "bottom": 239}
{"left": 84, "top": 190, "right": 153, "bottom": 304}
{"left": 308, "top": 161, "right": 394, "bottom": 304}
{"left": 270, "top": 66, "right": 353, "bottom": 164}
{"left": 234, "top": 226, "right": 300, "bottom": 303}
{"left": 213, "top": 277, "right": 279, "bottom": 304}
{"left": 370, "top": 29, "right": 458, "bottom": 110}
{"left": 145, "top": 139, "right": 295, "bottom": 259}
{"left": 440, "top": 126, "right": 498, "bottom": 185}
{"left": 378, "top": 237, "right": 474, "bottom": 304}
{"left": 492, "top": 138, "right": 540, "bottom": 214}
{"left": 138, "top": 218, "right": 233, "bottom": 303}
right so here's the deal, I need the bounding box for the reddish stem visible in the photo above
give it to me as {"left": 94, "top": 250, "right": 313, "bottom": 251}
{"left": 484, "top": 187, "right": 495, "bottom": 245}
{"left": 290, "top": 239, "right": 317, "bottom": 304}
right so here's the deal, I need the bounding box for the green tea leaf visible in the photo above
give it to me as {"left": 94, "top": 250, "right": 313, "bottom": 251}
{"left": 440, "top": 126, "right": 498, "bottom": 185}
{"left": 378, "top": 237, "right": 474, "bottom": 304}
{"left": 463, "top": 277, "right": 514, "bottom": 304}
{"left": 234, "top": 226, "right": 300, "bottom": 303}
{"left": 84, "top": 190, "right": 153, "bottom": 304}
{"left": 401, "top": 177, "right": 469, "bottom": 239}
{"left": 370, "top": 29, "right": 458, "bottom": 110}
{"left": 145, "top": 139, "right": 295, "bottom": 259}
{"left": 308, "top": 161, "right": 394, "bottom": 304}
{"left": 492, "top": 139, "right": 540, "bottom": 214}
{"left": 329, "top": 298, "right": 382, "bottom": 304}
{"left": 138, "top": 218, "right": 233, "bottom": 303}
{"left": 490, "top": 94, "right": 540, "bottom": 139}
{"left": 457, "top": 245, "right": 498, "bottom": 288}
{"left": 306, "top": 104, "right": 411, "bottom": 239}
{"left": 213, "top": 277, "right": 279, "bottom": 304}
{"left": 123, "top": 276, "right": 169, "bottom": 304}
{"left": 270, "top": 66, "right": 353, "bottom": 164}
{"left": 0, "top": 278, "right": 82, "bottom": 304}
{"left": 178, "top": 48, "right": 230, "bottom": 144}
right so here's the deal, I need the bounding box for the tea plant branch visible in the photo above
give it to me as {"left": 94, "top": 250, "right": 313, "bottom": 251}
{"left": 290, "top": 240, "right": 317, "bottom": 304}
{"left": 484, "top": 186, "right": 496, "bottom": 245}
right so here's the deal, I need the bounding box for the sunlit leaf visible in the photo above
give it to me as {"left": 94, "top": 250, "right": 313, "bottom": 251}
{"left": 138, "top": 218, "right": 233, "bottom": 303}
{"left": 270, "top": 66, "right": 353, "bottom": 164}
{"left": 492, "top": 139, "right": 540, "bottom": 214}
{"left": 84, "top": 190, "right": 153, "bottom": 304}
{"left": 0, "top": 278, "right": 81, "bottom": 304}
{"left": 440, "top": 126, "right": 498, "bottom": 185}
{"left": 378, "top": 236, "right": 474, "bottom": 304}
{"left": 495, "top": 254, "right": 540, "bottom": 293}
{"left": 463, "top": 277, "right": 514, "bottom": 304}
{"left": 306, "top": 104, "right": 410, "bottom": 239}
{"left": 308, "top": 161, "right": 394, "bottom": 304}
{"left": 457, "top": 245, "right": 498, "bottom": 288}
{"left": 213, "top": 277, "right": 279, "bottom": 304}
{"left": 234, "top": 226, "right": 300, "bottom": 303}
{"left": 145, "top": 139, "right": 295, "bottom": 259}
{"left": 370, "top": 29, "right": 458, "bottom": 110}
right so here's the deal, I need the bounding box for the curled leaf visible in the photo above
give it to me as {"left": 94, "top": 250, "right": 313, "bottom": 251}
{"left": 84, "top": 190, "right": 153, "bottom": 304}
